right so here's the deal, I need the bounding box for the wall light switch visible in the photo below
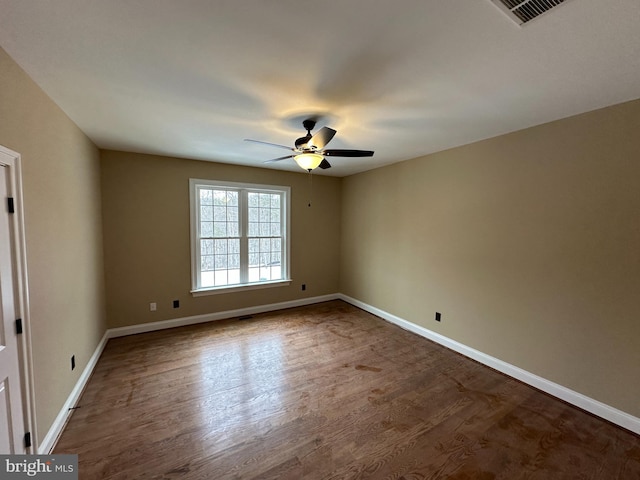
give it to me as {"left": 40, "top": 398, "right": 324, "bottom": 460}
{"left": 150, "top": 302, "right": 157, "bottom": 311}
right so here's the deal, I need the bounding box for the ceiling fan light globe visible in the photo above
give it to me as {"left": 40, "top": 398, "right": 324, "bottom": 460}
{"left": 294, "top": 153, "right": 324, "bottom": 171}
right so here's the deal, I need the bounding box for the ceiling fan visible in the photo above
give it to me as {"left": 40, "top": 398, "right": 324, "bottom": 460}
{"left": 245, "top": 119, "right": 374, "bottom": 171}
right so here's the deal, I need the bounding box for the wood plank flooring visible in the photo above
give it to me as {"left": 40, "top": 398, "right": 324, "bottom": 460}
{"left": 54, "top": 300, "right": 640, "bottom": 479}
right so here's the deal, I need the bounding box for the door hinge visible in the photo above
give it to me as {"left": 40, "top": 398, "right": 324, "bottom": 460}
{"left": 7, "top": 197, "right": 15, "bottom": 214}
{"left": 24, "top": 432, "right": 32, "bottom": 448}
{"left": 16, "top": 318, "right": 23, "bottom": 335}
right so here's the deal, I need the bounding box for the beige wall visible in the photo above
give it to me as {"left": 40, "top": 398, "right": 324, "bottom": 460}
{"left": 100, "top": 150, "right": 341, "bottom": 328}
{"left": 341, "top": 98, "right": 640, "bottom": 417}
{"left": 0, "top": 47, "right": 106, "bottom": 445}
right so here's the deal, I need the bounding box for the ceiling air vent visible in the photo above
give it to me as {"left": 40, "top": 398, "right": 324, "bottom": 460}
{"left": 490, "top": 0, "right": 573, "bottom": 25}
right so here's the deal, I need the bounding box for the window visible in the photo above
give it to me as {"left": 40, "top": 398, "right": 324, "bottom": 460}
{"left": 190, "top": 179, "right": 290, "bottom": 295}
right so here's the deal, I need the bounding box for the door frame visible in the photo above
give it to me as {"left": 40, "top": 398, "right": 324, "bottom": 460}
{"left": 0, "top": 145, "right": 35, "bottom": 453}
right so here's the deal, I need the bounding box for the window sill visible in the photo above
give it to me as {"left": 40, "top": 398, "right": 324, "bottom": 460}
{"left": 191, "top": 279, "right": 292, "bottom": 297}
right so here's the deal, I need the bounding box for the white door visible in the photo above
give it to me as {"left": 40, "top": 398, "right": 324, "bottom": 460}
{"left": 0, "top": 158, "right": 26, "bottom": 453}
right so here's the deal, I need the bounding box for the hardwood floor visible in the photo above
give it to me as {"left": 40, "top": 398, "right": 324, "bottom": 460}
{"left": 54, "top": 300, "right": 640, "bottom": 479}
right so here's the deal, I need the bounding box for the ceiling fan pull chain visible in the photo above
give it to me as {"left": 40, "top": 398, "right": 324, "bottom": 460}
{"left": 308, "top": 170, "right": 313, "bottom": 207}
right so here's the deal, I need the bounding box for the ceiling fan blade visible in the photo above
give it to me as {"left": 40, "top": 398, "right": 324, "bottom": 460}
{"left": 318, "top": 159, "right": 332, "bottom": 169}
{"left": 322, "top": 149, "right": 374, "bottom": 157}
{"left": 263, "top": 155, "right": 295, "bottom": 163}
{"left": 308, "top": 127, "right": 336, "bottom": 150}
{"left": 245, "top": 139, "right": 295, "bottom": 152}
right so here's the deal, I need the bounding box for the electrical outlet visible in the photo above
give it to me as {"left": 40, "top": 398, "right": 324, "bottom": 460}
{"left": 435, "top": 312, "right": 442, "bottom": 322}
{"left": 150, "top": 302, "right": 157, "bottom": 311}
{"left": 173, "top": 300, "right": 180, "bottom": 308}
{"left": 301, "top": 284, "right": 306, "bottom": 291}
{"left": 71, "top": 355, "right": 75, "bottom": 371}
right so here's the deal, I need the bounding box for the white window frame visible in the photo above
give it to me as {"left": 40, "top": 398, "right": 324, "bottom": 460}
{"left": 189, "top": 178, "right": 291, "bottom": 296}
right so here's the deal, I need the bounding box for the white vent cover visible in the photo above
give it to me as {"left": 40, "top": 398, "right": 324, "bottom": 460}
{"left": 490, "top": 0, "right": 573, "bottom": 25}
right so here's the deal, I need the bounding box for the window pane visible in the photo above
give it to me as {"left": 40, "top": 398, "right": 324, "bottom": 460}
{"left": 201, "top": 271, "right": 214, "bottom": 287}
{"left": 259, "top": 266, "right": 267, "bottom": 280}
{"left": 214, "top": 206, "right": 226, "bottom": 221}
{"left": 228, "top": 269, "right": 240, "bottom": 284}
{"left": 214, "top": 255, "right": 227, "bottom": 269}
{"left": 201, "top": 239, "right": 214, "bottom": 255}
{"left": 213, "top": 223, "right": 227, "bottom": 237}
{"left": 248, "top": 267, "right": 260, "bottom": 282}
{"left": 214, "top": 239, "right": 227, "bottom": 255}
{"left": 201, "top": 205, "right": 213, "bottom": 221}
{"left": 214, "top": 270, "right": 228, "bottom": 286}
{"left": 201, "top": 255, "right": 214, "bottom": 271}
{"left": 272, "top": 265, "right": 281, "bottom": 278}
{"left": 227, "top": 207, "right": 238, "bottom": 223}
{"left": 213, "top": 191, "right": 227, "bottom": 205}
{"left": 201, "top": 221, "right": 213, "bottom": 238}
{"left": 200, "top": 189, "right": 213, "bottom": 205}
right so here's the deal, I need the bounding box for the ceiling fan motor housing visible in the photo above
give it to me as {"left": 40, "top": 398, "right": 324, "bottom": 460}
{"left": 295, "top": 134, "right": 312, "bottom": 149}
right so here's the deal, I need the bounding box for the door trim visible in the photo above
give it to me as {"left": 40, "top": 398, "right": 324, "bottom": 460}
{"left": 0, "top": 145, "right": 35, "bottom": 453}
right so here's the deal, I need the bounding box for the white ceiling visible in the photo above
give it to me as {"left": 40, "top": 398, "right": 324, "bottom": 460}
{"left": 1, "top": 0, "right": 640, "bottom": 176}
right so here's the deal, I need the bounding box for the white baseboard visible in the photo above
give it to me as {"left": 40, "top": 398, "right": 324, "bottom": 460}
{"left": 39, "top": 330, "right": 110, "bottom": 454}
{"left": 108, "top": 294, "right": 340, "bottom": 338}
{"left": 338, "top": 294, "right": 640, "bottom": 436}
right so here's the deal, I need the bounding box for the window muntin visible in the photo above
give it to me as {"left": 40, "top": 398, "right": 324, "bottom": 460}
{"left": 190, "top": 179, "right": 290, "bottom": 294}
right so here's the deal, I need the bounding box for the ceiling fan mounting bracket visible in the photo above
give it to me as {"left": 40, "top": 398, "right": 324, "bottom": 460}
{"left": 302, "top": 119, "right": 317, "bottom": 132}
